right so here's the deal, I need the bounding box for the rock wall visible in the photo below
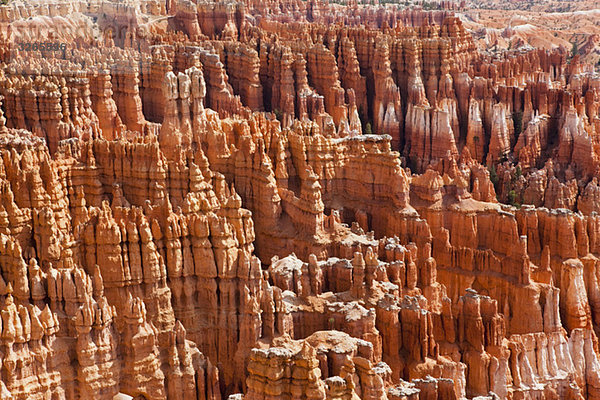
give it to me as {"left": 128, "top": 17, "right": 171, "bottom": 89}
{"left": 2, "top": 1, "right": 600, "bottom": 399}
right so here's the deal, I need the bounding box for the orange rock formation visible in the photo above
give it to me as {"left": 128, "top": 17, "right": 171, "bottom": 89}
{"left": 1, "top": 1, "right": 600, "bottom": 399}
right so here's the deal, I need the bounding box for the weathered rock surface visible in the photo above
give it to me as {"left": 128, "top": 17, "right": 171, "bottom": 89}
{"left": 2, "top": 1, "right": 600, "bottom": 399}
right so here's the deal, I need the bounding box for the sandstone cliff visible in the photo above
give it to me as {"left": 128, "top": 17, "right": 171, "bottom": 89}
{"left": 1, "top": 1, "right": 600, "bottom": 399}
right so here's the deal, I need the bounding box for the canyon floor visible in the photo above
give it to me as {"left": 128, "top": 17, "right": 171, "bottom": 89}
{"left": 1, "top": 0, "right": 600, "bottom": 399}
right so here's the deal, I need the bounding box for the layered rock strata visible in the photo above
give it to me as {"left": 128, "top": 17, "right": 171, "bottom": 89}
{"left": 1, "top": 1, "right": 600, "bottom": 400}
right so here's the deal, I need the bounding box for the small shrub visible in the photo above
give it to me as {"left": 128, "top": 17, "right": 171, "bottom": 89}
{"left": 512, "top": 111, "right": 523, "bottom": 137}
{"left": 571, "top": 41, "right": 579, "bottom": 59}
{"left": 488, "top": 164, "right": 499, "bottom": 186}
{"left": 508, "top": 190, "right": 520, "bottom": 207}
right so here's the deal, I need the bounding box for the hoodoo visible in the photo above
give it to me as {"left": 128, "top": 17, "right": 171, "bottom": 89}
{"left": 1, "top": 0, "right": 600, "bottom": 399}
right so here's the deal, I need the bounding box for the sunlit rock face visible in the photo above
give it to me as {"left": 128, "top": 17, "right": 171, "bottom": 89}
{"left": 1, "top": 0, "right": 600, "bottom": 399}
